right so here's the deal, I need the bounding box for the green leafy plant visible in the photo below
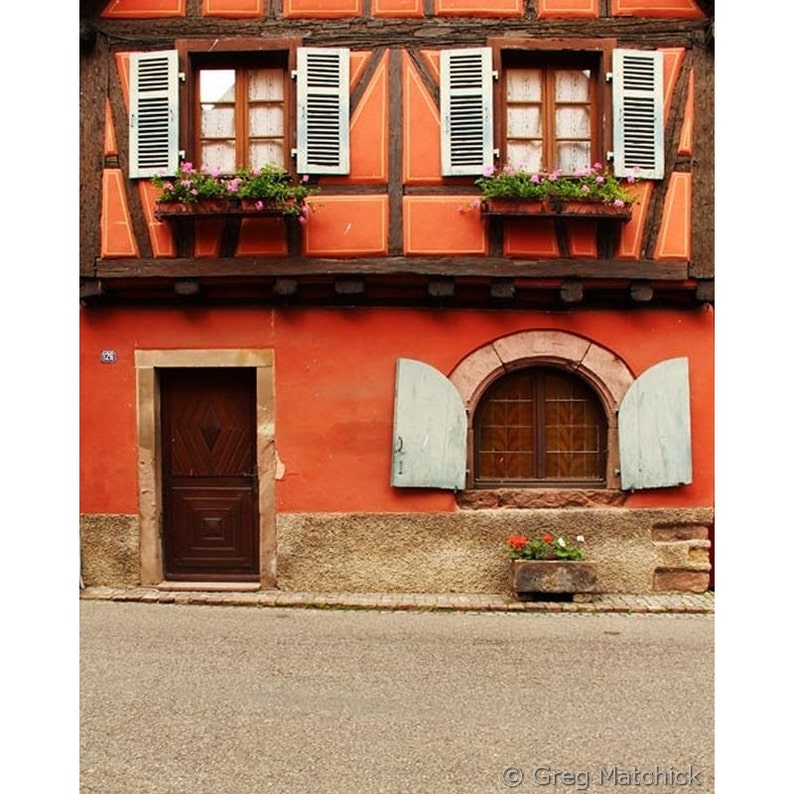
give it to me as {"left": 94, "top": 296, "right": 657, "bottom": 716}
{"left": 475, "top": 162, "right": 637, "bottom": 207}
{"left": 507, "top": 532, "right": 585, "bottom": 561}
{"left": 151, "top": 162, "right": 228, "bottom": 203}
{"left": 151, "top": 162, "right": 320, "bottom": 218}
{"left": 232, "top": 164, "right": 320, "bottom": 218}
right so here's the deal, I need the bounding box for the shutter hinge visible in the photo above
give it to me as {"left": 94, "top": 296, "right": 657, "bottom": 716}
{"left": 179, "top": 71, "right": 185, "bottom": 83}
{"left": 291, "top": 148, "right": 298, "bottom": 159}
{"left": 493, "top": 148, "right": 500, "bottom": 160}
{"left": 492, "top": 70, "right": 499, "bottom": 81}
{"left": 606, "top": 72, "right": 613, "bottom": 83}
{"left": 606, "top": 151, "right": 614, "bottom": 163}
{"left": 178, "top": 150, "right": 186, "bottom": 162}
{"left": 291, "top": 70, "right": 298, "bottom": 80}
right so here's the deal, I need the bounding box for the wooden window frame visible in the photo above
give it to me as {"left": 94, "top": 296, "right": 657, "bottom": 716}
{"left": 488, "top": 37, "right": 617, "bottom": 173}
{"left": 473, "top": 366, "right": 608, "bottom": 489}
{"left": 175, "top": 38, "right": 302, "bottom": 176}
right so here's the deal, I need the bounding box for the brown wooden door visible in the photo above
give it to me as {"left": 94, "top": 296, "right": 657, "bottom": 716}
{"left": 160, "top": 368, "right": 259, "bottom": 581}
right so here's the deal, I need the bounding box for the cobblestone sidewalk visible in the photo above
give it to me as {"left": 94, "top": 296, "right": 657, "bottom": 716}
{"left": 80, "top": 587, "right": 714, "bottom": 614}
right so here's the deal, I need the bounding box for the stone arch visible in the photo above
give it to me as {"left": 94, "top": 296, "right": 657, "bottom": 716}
{"left": 448, "top": 330, "right": 635, "bottom": 493}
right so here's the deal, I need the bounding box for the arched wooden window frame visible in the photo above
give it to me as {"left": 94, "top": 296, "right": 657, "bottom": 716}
{"left": 472, "top": 364, "right": 608, "bottom": 488}
{"left": 448, "top": 330, "right": 634, "bottom": 492}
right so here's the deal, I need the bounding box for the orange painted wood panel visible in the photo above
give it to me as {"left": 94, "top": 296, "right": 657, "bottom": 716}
{"left": 202, "top": 0, "right": 264, "bottom": 16}
{"left": 661, "top": 48, "right": 685, "bottom": 126}
{"left": 679, "top": 70, "right": 694, "bottom": 155}
{"left": 502, "top": 218, "right": 560, "bottom": 258}
{"left": 567, "top": 221, "right": 599, "bottom": 258}
{"left": 104, "top": 99, "right": 118, "bottom": 156}
{"left": 537, "top": 0, "right": 599, "bottom": 19}
{"left": 236, "top": 218, "right": 289, "bottom": 256}
{"left": 372, "top": 0, "right": 423, "bottom": 16}
{"left": 654, "top": 172, "right": 691, "bottom": 261}
{"left": 101, "top": 0, "right": 185, "bottom": 17}
{"left": 434, "top": 0, "right": 522, "bottom": 16}
{"left": 138, "top": 181, "right": 176, "bottom": 257}
{"left": 101, "top": 169, "right": 140, "bottom": 258}
{"left": 115, "top": 53, "right": 132, "bottom": 113}
{"left": 303, "top": 196, "right": 389, "bottom": 256}
{"left": 349, "top": 52, "right": 372, "bottom": 93}
{"left": 611, "top": 0, "right": 705, "bottom": 18}
{"left": 616, "top": 181, "right": 653, "bottom": 260}
{"left": 194, "top": 220, "right": 224, "bottom": 258}
{"left": 403, "top": 53, "right": 443, "bottom": 184}
{"left": 349, "top": 55, "right": 389, "bottom": 183}
{"left": 283, "top": 0, "right": 363, "bottom": 17}
{"left": 404, "top": 197, "right": 487, "bottom": 255}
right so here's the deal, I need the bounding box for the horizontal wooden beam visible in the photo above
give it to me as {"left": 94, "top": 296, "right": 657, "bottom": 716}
{"left": 95, "top": 257, "right": 689, "bottom": 282}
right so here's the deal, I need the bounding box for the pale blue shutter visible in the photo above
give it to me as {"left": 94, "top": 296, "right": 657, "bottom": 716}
{"left": 391, "top": 359, "right": 467, "bottom": 490}
{"left": 618, "top": 357, "right": 693, "bottom": 490}
{"left": 612, "top": 49, "right": 664, "bottom": 180}
{"left": 129, "top": 50, "right": 179, "bottom": 178}
{"left": 296, "top": 47, "right": 350, "bottom": 174}
{"left": 440, "top": 48, "right": 494, "bottom": 176}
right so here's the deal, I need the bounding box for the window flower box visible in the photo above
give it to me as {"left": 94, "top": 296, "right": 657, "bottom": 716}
{"left": 154, "top": 198, "right": 298, "bottom": 221}
{"left": 481, "top": 197, "right": 632, "bottom": 222}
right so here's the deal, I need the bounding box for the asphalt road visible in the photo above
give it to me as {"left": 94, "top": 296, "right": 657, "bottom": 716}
{"left": 80, "top": 602, "right": 713, "bottom": 794}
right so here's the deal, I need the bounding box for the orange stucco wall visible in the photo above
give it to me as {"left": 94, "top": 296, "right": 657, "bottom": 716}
{"left": 80, "top": 306, "right": 714, "bottom": 516}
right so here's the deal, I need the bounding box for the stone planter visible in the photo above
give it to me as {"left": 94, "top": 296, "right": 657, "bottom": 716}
{"left": 510, "top": 560, "right": 598, "bottom": 601}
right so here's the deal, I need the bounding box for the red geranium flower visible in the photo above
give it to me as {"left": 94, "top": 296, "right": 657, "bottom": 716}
{"left": 543, "top": 533, "right": 553, "bottom": 544}
{"left": 507, "top": 535, "right": 527, "bottom": 550}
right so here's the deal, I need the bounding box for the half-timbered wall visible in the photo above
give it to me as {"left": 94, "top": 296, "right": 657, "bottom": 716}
{"left": 80, "top": 0, "right": 714, "bottom": 593}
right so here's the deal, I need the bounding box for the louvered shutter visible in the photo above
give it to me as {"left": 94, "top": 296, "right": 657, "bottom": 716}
{"left": 129, "top": 50, "right": 179, "bottom": 178}
{"left": 612, "top": 49, "right": 664, "bottom": 180}
{"left": 296, "top": 47, "right": 350, "bottom": 174}
{"left": 618, "top": 357, "right": 693, "bottom": 490}
{"left": 391, "top": 359, "right": 467, "bottom": 490}
{"left": 440, "top": 48, "right": 494, "bottom": 176}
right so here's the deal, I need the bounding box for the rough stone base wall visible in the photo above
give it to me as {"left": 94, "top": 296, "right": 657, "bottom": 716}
{"left": 79, "top": 507, "right": 713, "bottom": 593}
{"left": 277, "top": 508, "right": 713, "bottom": 594}
{"left": 80, "top": 514, "right": 140, "bottom": 587}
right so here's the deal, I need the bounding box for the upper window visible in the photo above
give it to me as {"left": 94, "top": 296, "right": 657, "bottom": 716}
{"left": 473, "top": 367, "right": 607, "bottom": 488}
{"left": 502, "top": 52, "right": 599, "bottom": 174}
{"left": 195, "top": 57, "right": 289, "bottom": 172}
{"left": 128, "top": 43, "right": 350, "bottom": 179}
{"left": 439, "top": 42, "right": 664, "bottom": 180}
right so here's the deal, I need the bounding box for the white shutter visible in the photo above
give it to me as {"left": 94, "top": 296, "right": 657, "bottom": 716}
{"left": 612, "top": 49, "right": 664, "bottom": 180}
{"left": 618, "top": 357, "right": 693, "bottom": 490}
{"left": 296, "top": 47, "right": 350, "bottom": 174}
{"left": 129, "top": 50, "right": 179, "bottom": 178}
{"left": 440, "top": 48, "right": 494, "bottom": 176}
{"left": 391, "top": 359, "right": 467, "bottom": 490}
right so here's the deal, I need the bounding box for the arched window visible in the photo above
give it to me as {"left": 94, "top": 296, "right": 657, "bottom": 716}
{"left": 473, "top": 367, "right": 607, "bottom": 488}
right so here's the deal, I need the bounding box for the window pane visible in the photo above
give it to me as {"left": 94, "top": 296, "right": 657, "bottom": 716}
{"left": 201, "top": 106, "right": 236, "bottom": 139}
{"left": 507, "top": 106, "right": 542, "bottom": 139}
{"left": 200, "top": 141, "right": 236, "bottom": 173}
{"left": 200, "top": 69, "right": 236, "bottom": 103}
{"left": 556, "top": 142, "right": 591, "bottom": 173}
{"left": 249, "top": 141, "right": 285, "bottom": 170}
{"left": 506, "top": 69, "right": 542, "bottom": 102}
{"left": 249, "top": 106, "right": 285, "bottom": 138}
{"left": 556, "top": 107, "right": 591, "bottom": 140}
{"left": 506, "top": 142, "right": 542, "bottom": 172}
{"left": 555, "top": 69, "right": 591, "bottom": 102}
{"left": 248, "top": 68, "right": 284, "bottom": 102}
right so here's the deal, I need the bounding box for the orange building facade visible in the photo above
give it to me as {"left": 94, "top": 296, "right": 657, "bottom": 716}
{"left": 80, "top": 0, "right": 714, "bottom": 594}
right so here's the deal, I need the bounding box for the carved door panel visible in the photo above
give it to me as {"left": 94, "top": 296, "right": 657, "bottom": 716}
{"left": 160, "top": 368, "right": 258, "bottom": 581}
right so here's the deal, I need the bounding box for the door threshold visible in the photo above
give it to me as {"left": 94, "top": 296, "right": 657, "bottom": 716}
{"left": 157, "top": 581, "right": 262, "bottom": 592}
